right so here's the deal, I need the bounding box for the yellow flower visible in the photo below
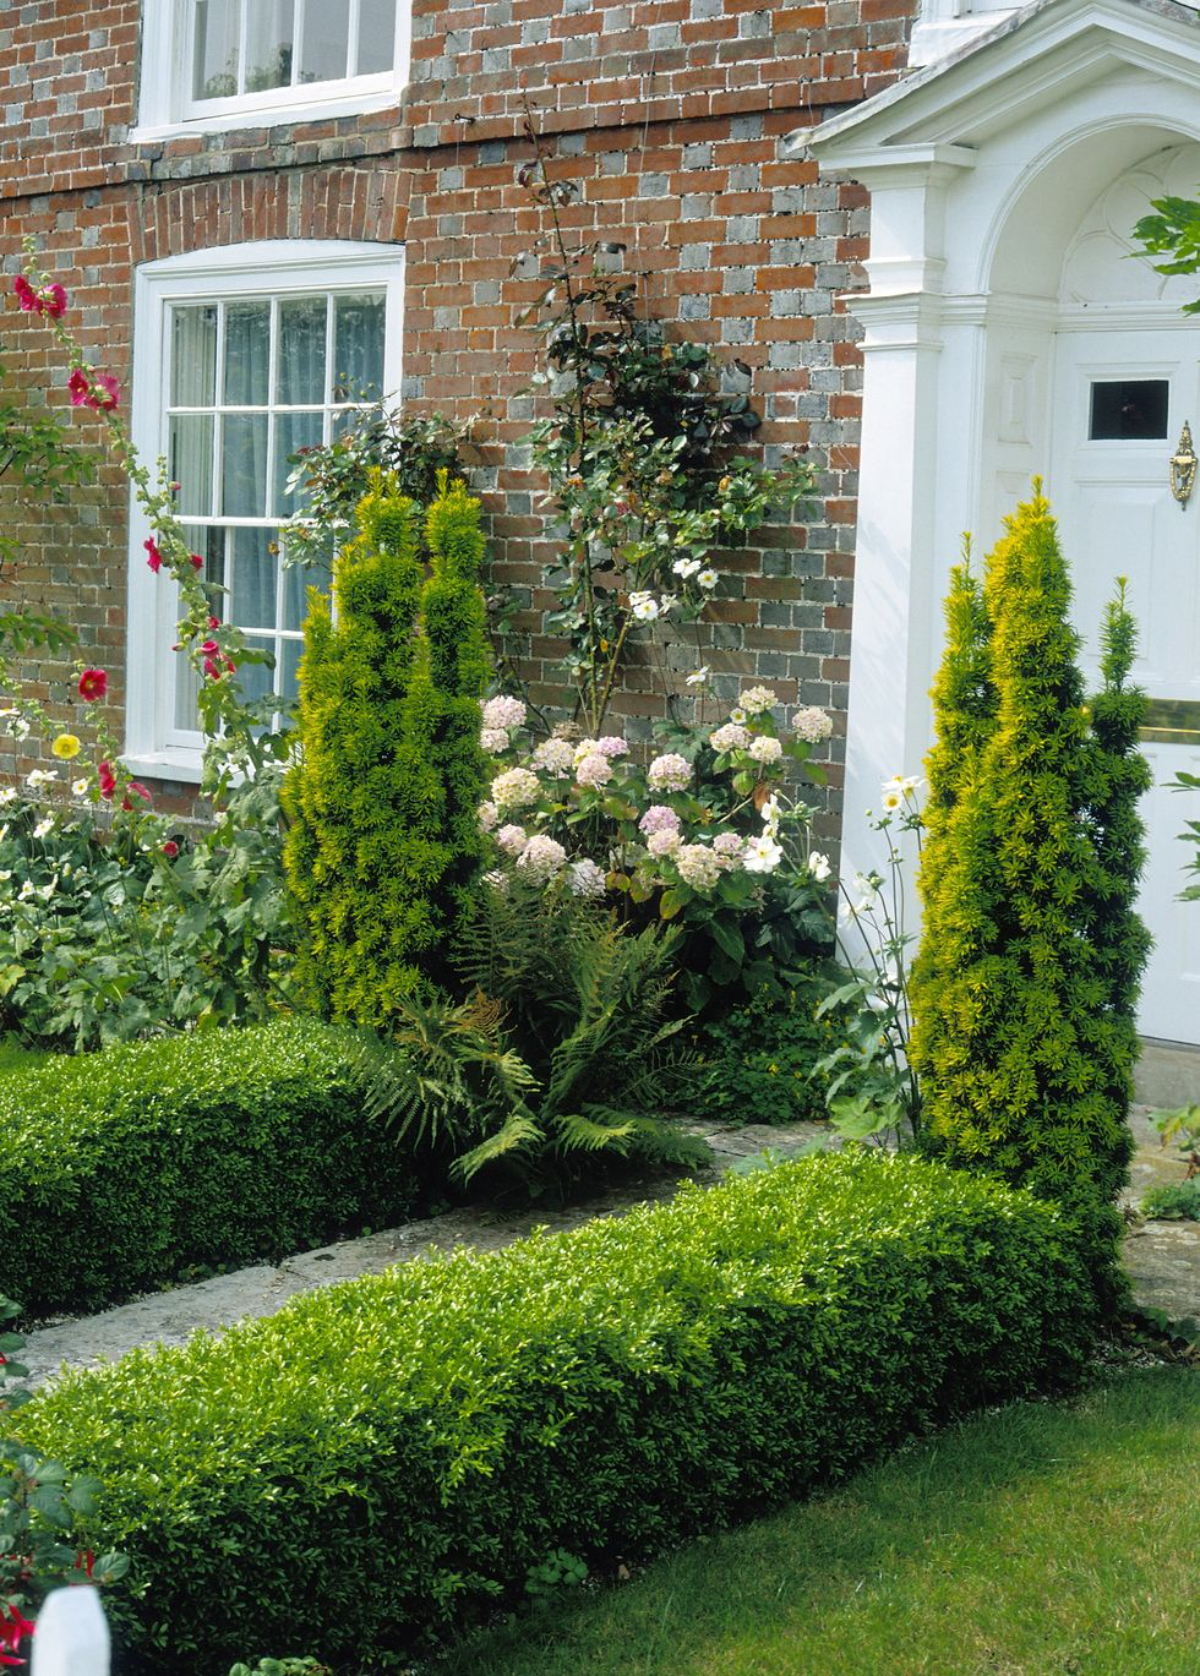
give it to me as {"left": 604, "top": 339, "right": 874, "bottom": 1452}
{"left": 51, "top": 733, "right": 81, "bottom": 760}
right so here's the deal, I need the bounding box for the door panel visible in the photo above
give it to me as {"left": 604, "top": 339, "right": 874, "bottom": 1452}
{"left": 1052, "top": 328, "right": 1200, "bottom": 1044}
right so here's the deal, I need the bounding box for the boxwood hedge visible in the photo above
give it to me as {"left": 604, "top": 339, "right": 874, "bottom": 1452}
{"left": 19, "top": 1150, "right": 1095, "bottom": 1673}
{"left": 0, "top": 1018, "right": 414, "bottom": 1320}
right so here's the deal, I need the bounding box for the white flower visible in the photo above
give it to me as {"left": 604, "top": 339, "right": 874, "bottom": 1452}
{"left": 26, "top": 769, "right": 58, "bottom": 789}
{"left": 639, "top": 805, "right": 680, "bottom": 837}
{"left": 33, "top": 818, "right": 54, "bottom": 839}
{"left": 675, "top": 842, "right": 722, "bottom": 891}
{"left": 697, "top": 569, "right": 718, "bottom": 590}
{"left": 71, "top": 778, "right": 89, "bottom": 798}
{"left": 18, "top": 880, "right": 36, "bottom": 900}
{"left": 685, "top": 666, "right": 710, "bottom": 687}
{"left": 0, "top": 707, "right": 15, "bottom": 718}
{"left": 0, "top": 870, "right": 10, "bottom": 883}
{"left": 567, "top": 858, "right": 608, "bottom": 899}
{"left": 480, "top": 728, "right": 509, "bottom": 754}
{"left": 575, "top": 752, "right": 613, "bottom": 789}
{"left": 0, "top": 789, "right": 15, "bottom": 806}
{"left": 730, "top": 708, "right": 748, "bottom": 726}
{"left": 572, "top": 738, "right": 600, "bottom": 766}
{"left": 760, "top": 795, "right": 781, "bottom": 832}
{"left": 38, "top": 879, "right": 56, "bottom": 902}
{"left": 477, "top": 799, "right": 499, "bottom": 832}
{"left": 658, "top": 594, "right": 678, "bottom": 614}
{"left": 497, "top": 823, "right": 528, "bottom": 858}
{"left": 595, "top": 735, "right": 629, "bottom": 759}
{"left": 739, "top": 686, "right": 778, "bottom": 716}
{"left": 483, "top": 868, "right": 509, "bottom": 892}
{"left": 808, "top": 850, "right": 832, "bottom": 882}
{"left": 794, "top": 706, "right": 833, "bottom": 744}
{"left": 748, "top": 735, "right": 783, "bottom": 765}
{"left": 710, "top": 722, "right": 751, "bottom": 754}
{"left": 851, "top": 872, "right": 879, "bottom": 901}
{"left": 882, "top": 773, "right": 923, "bottom": 808}
{"left": 12, "top": 719, "right": 30, "bottom": 741}
{"left": 648, "top": 753, "right": 691, "bottom": 792}
{"left": 517, "top": 834, "right": 567, "bottom": 882}
{"left": 743, "top": 835, "right": 784, "bottom": 875}
{"left": 673, "top": 558, "right": 702, "bottom": 579}
{"left": 532, "top": 737, "right": 576, "bottom": 774}
{"left": 631, "top": 595, "right": 660, "bottom": 622}
{"left": 491, "top": 767, "right": 540, "bottom": 811}
{"left": 647, "top": 828, "right": 682, "bottom": 859}
{"left": 482, "top": 695, "right": 527, "bottom": 732}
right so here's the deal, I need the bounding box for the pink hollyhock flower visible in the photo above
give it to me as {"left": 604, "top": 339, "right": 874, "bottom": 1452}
{"left": 68, "top": 367, "right": 91, "bottom": 406}
{"left": 121, "top": 779, "right": 151, "bottom": 811}
{"left": 78, "top": 666, "right": 108, "bottom": 701}
{"left": 43, "top": 282, "right": 68, "bottom": 318}
{"left": 207, "top": 614, "right": 220, "bottom": 629}
{"left": 98, "top": 759, "right": 117, "bottom": 799}
{"left": 68, "top": 368, "right": 119, "bottom": 411}
{"left": 13, "top": 274, "right": 39, "bottom": 312}
{"left": 144, "top": 537, "right": 163, "bottom": 573}
{"left": 162, "top": 839, "right": 179, "bottom": 859}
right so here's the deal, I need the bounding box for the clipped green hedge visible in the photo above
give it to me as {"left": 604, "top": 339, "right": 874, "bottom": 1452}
{"left": 21, "top": 1151, "right": 1095, "bottom": 1672}
{"left": 0, "top": 1018, "right": 414, "bottom": 1320}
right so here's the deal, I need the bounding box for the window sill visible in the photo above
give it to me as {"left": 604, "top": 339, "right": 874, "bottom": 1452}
{"left": 122, "top": 752, "right": 205, "bottom": 788}
{"left": 128, "top": 87, "right": 404, "bottom": 145}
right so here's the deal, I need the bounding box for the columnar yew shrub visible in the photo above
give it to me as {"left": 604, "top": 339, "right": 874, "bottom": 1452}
{"left": 911, "top": 488, "right": 1150, "bottom": 1304}
{"left": 282, "top": 473, "right": 491, "bottom": 1022}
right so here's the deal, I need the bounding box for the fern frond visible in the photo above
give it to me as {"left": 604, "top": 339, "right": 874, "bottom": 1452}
{"left": 452, "top": 1108, "right": 544, "bottom": 1182}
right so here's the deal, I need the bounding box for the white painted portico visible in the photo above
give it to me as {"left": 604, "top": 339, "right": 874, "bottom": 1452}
{"left": 807, "top": 0, "right": 1200, "bottom": 1043}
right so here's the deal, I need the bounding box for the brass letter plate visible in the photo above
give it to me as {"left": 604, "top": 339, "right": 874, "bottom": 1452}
{"left": 1141, "top": 697, "right": 1200, "bottom": 745}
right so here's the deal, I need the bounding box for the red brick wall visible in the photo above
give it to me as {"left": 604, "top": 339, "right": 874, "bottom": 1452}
{"left": 0, "top": 1, "right": 918, "bottom": 834}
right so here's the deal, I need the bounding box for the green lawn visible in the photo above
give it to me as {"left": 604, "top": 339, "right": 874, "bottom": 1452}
{"left": 438, "top": 1368, "right": 1198, "bottom": 1676}
{"left": 0, "top": 1038, "right": 44, "bottom": 1074}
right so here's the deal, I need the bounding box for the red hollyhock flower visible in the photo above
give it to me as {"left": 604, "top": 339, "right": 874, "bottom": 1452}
{"left": 122, "top": 781, "right": 151, "bottom": 812}
{"left": 162, "top": 840, "right": 179, "bottom": 859}
{"left": 144, "top": 537, "right": 163, "bottom": 574}
{"left": 68, "top": 368, "right": 91, "bottom": 407}
{"left": 98, "top": 759, "right": 117, "bottom": 800}
{"left": 42, "top": 283, "right": 68, "bottom": 318}
{"left": 13, "top": 274, "right": 38, "bottom": 312}
{"left": 68, "top": 369, "right": 120, "bottom": 412}
{"left": 190, "top": 552, "right": 204, "bottom": 570}
{"left": 78, "top": 667, "right": 108, "bottom": 702}
{"left": 13, "top": 275, "right": 67, "bottom": 318}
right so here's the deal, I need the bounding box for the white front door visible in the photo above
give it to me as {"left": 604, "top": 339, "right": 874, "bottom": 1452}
{"left": 1052, "top": 327, "right": 1200, "bottom": 1043}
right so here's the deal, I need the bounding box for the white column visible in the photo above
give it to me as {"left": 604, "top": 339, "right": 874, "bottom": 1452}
{"left": 30, "top": 1588, "right": 110, "bottom": 1676}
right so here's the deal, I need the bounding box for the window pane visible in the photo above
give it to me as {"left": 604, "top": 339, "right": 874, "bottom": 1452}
{"left": 274, "top": 411, "right": 324, "bottom": 515}
{"left": 245, "top": 0, "right": 295, "bottom": 92}
{"left": 357, "top": 0, "right": 397, "bottom": 74}
{"left": 281, "top": 556, "right": 325, "bottom": 631}
{"left": 234, "top": 637, "right": 277, "bottom": 714}
{"left": 1088, "top": 380, "right": 1169, "bottom": 442}
{"left": 170, "top": 306, "right": 218, "bottom": 407}
{"left": 230, "top": 526, "right": 279, "bottom": 630}
{"left": 175, "top": 528, "right": 227, "bottom": 728}
{"left": 193, "top": 0, "right": 242, "bottom": 100}
{"left": 333, "top": 293, "right": 386, "bottom": 401}
{"left": 223, "top": 302, "right": 271, "bottom": 406}
{"left": 169, "top": 415, "right": 215, "bottom": 516}
{"left": 276, "top": 297, "right": 327, "bottom": 404}
{"left": 299, "top": 0, "right": 350, "bottom": 83}
{"left": 279, "top": 637, "right": 303, "bottom": 709}
{"left": 221, "top": 413, "right": 269, "bottom": 515}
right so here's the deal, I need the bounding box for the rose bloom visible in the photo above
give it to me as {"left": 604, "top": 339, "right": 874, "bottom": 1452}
{"left": 647, "top": 828, "right": 682, "bottom": 859}
{"left": 532, "top": 737, "right": 576, "bottom": 774}
{"left": 517, "top": 833, "right": 567, "bottom": 881}
{"left": 51, "top": 733, "right": 81, "bottom": 761}
{"left": 710, "top": 722, "right": 750, "bottom": 754}
{"left": 480, "top": 728, "right": 509, "bottom": 754}
{"left": 647, "top": 752, "right": 691, "bottom": 792}
{"left": 575, "top": 752, "right": 612, "bottom": 789}
{"left": 496, "top": 823, "right": 528, "bottom": 857}
{"left": 739, "top": 685, "right": 778, "bottom": 716}
{"left": 748, "top": 734, "right": 783, "bottom": 765}
{"left": 482, "top": 695, "right": 526, "bottom": 732}
{"left": 794, "top": 705, "right": 834, "bottom": 744}
{"left": 491, "top": 767, "right": 540, "bottom": 811}
{"left": 639, "top": 804, "right": 680, "bottom": 837}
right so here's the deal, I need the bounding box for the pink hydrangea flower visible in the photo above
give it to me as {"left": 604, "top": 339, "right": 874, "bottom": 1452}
{"left": 639, "top": 804, "right": 680, "bottom": 837}
{"left": 575, "top": 752, "right": 613, "bottom": 789}
{"left": 648, "top": 752, "right": 691, "bottom": 792}
{"left": 482, "top": 695, "right": 527, "bottom": 732}
{"left": 793, "top": 706, "right": 834, "bottom": 744}
{"left": 595, "top": 735, "right": 629, "bottom": 759}
{"left": 517, "top": 834, "right": 567, "bottom": 881}
{"left": 497, "top": 823, "right": 528, "bottom": 857}
{"left": 647, "top": 828, "right": 682, "bottom": 859}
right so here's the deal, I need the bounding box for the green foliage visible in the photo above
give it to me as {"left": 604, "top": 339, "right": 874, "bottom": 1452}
{"left": 1130, "top": 191, "right": 1200, "bottom": 313}
{"left": 1140, "top": 1178, "right": 1200, "bottom": 1222}
{"left": 1152, "top": 1102, "right": 1200, "bottom": 1162}
{"left": 281, "top": 408, "right": 474, "bottom": 567}
{"left": 0, "top": 1296, "right": 127, "bottom": 1658}
{"left": 525, "top": 1549, "right": 588, "bottom": 1601}
{"left": 362, "top": 885, "right": 708, "bottom": 1195}
{"left": 0, "top": 1018, "right": 416, "bottom": 1321}
{"left": 692, "top": 981, "right": 835, "bottom": 1126}
{"left": 230, "top": 1662, "right": 332, "bottom": 1676}
{"left": 284, "top": 473, "right": 492, "bottom": 1021}
{"left": 1168, "top": 769, "right": 1200, "bottom": 900}
{"left": 910, "top": 490, "right": 1150, "bottom": 1304}
{"left": 16, "top": 1150, "right": 1094, "bottom": 1671}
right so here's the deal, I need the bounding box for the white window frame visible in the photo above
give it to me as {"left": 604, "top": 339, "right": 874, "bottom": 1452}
{"left": 908, "top": 0, "right": 1022, "bottom": 67}
{"left": 126, "top": 240, "right": 405, "bottom": 782}
{"left": 133, "top": 1, "right": 413, "bottom": 142}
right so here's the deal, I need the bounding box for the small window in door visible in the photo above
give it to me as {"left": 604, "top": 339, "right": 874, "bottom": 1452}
{"left": 1088, "top": 380, "right": 1169, "bottom": 441}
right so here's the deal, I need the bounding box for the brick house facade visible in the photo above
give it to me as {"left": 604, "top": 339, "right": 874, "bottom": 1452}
{"left": 4, "top": 1, "right": 1200, "bottom": 1041}
{"left": 0, "top": 0, "right": 918, "bottom": 841}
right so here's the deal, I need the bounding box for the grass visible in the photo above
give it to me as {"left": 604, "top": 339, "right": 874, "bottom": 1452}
{"left": 437, "top": 1368, "right": 1198, "bottom": 1676}
{"left": 0, "top": 1037, "right": 46, "bottom": 1074}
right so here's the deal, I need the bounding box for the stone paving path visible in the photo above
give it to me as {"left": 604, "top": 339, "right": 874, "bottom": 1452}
{"left": 21, "top": 1112, "right": 1198, "bottom": 1390}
